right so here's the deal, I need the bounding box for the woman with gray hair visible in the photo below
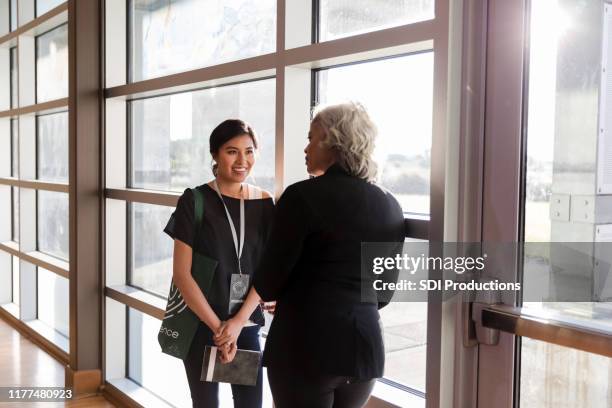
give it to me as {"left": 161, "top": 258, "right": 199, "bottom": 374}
{"left": 254, "top": 102, "right": 405, "bottom": 407}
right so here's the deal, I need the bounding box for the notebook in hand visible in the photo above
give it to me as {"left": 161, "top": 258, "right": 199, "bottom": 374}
{"left": 200, "top": 346, "right": 262, "bottom": 386}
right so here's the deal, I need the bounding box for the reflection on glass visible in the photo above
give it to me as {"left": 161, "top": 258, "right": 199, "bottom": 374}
{"left": 319, "top": 0, "right": 434, "bottom": 42}
{"left": 12, "top": 256, "right": 19, "bottom": 306}
{"left": 11, "top": 119, "right": 18, "bottom": 177}
{"left": 36, "top": 0, "right": 66, "bottom": 16}
{"left": 36, "top": 24, "right": 68, "bottom": 103}
{"left": 317, "top": 53, "right": 434, "bottom": 215}
{"left": 129, "top": 203, "right": 174, "bottom": 298}
{"left": 130, "top": 79, "right": 275, "bottom": 193}
{"left": 12, "top": 187, "right": 19, "bottom": 243}
{"left": 37, "top": 267, "right": 69, "bottom": 337}
{"left": 128, "top": 308, "right": 191, "bottom": 407}
{"left": 37, "top": 191, "right": 69, "bottom": 261}
{"left": 10, "top": 47, "right": 18, "bottom": 109}
{"left": 521, "top": 338, "right": 612, "bottom": 407}
{"left": 130, "top": 0, "right": 276, "bottom": 81}
{"left": 37, "top": 112, "right": 68, "bottom": 182}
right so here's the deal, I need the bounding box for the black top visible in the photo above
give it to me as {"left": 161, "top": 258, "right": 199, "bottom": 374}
{"left": 164, "top": 184, "right": 275, "bottom": 326}
{"left": 254, "top": 164, "right": 405, "bottom": 379}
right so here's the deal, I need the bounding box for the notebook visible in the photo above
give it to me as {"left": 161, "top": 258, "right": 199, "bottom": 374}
{"left": 200, "top": 346, "right": 262, "bottom": 386}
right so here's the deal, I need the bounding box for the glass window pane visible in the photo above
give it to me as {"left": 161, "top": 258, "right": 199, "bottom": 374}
{"left": 12, "top": 256, "right": 19, "bottom": 306}
{"left": 10, "top": 0, "right": 17, "bottom": 31}
{"left": 36, "top": 24, "right": 68, "bottom": 103}
{"left": 318, "top": 0, "right": 434, "bottom": 42}
{"left": 520, "top": 338, "right": 612, "bottom": 407}
{"left": 12, "top": 187, "right": 19, "bottom": 243}
{"left": 37, "top": 112, "right": 68, "bottom": 182}
{"left": 129, "top": 203, "right": 174, "bottom": 297}
{"left": 130, "top": 78, "right": 275, "bottom": 193}
{"left": 522, "top": 0, "right": 612, "bottom": 405}
{"left": 378, "top": 301, "right": 427, "bottom": 391}
{"left": 36, "top": 0, "right": 66, "bottom": 16}
{"left": 37, "top": 191, "right": 69, "bottom": 261}
{"left": 128, "top": 308, "right": 191, "bottom": 407}
{"left": 317, "top": 53, "right": 434, "bottom": 215}
{"left": 129, "top": 0, "right": 276, "bottom": 82}
{"left": 37, "top": 267, "right": 69, "bottom": 338}
{"left": 10, "top": 47, "right": 18, "bottom": 109}
{"left": 11, "top": 119, "right": 18, "bottom": 178}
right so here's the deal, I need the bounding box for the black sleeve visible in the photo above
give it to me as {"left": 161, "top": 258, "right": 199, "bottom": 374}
{"left": 163, "top": 188, "right": 195, "bottom": 248}
{"left": 254, "top": 185, "right": 309, "bottom": 301}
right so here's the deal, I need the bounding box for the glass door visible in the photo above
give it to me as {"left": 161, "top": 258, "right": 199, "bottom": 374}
{"left": 476, "top": 1, "right": 612, "bottom": 407}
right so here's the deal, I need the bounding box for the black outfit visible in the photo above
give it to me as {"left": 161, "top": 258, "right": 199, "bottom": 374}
{"left": 164, "top": 184, "right": 275, "bottom": 408}
{"left": 254, "top": 164, "right": 405, "bottom": 408}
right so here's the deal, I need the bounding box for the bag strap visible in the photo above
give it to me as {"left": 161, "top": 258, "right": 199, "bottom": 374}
{"left": 192, "top": 188, "right": 204, "bottom": 240}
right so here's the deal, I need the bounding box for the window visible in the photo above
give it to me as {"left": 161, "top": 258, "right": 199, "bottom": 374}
{"left": 129, "top": 0, "right": 276, "bottom": 82}
{"left": 10, "top": 47, "right": 18, "bottom": 109}
{"left": 37, "top": 112, "right": 68, "bottom": 183}
{"left": 316, "top": 53, "right": 434, "bottom": 216}
{"left": 36, "top": 24, "right": 69, "bottom": 103}
{"left": 318, "top": 0, "right": 435, "bottom": 42}
{"left": 129, "top": 79, "right": 275, "bottom": 193}
{"left": 128, "top": 203, "right": 174, "bottom": 298}
{"left": 36, "top": 0, "right": 66, "bottom": 17}
{"left": 37, "top": 267, "right": 69, "bottom": 337}
{"left": 37, "top": 191, "right": 69, "bottom": 261}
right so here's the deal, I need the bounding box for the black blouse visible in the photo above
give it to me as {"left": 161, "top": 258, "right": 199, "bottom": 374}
{"left": 253, "top": 164, "right": 405, "bottom": 379}
{"left": 164, "top": 184, "right": 275, "bottom": 326}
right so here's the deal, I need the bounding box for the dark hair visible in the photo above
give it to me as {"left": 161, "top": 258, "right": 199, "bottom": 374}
{"left": 209, "top": 119, "right": 258, "bottom": 176}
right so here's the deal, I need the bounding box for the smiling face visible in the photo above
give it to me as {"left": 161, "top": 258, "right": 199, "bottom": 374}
{"left": 213, "top": 133, "right": 256, "bottom": 183}
{"left": 304, "top": 120, "right": 336, "bottom": 176}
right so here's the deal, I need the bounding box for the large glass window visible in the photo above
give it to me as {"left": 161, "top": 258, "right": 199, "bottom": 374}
{"left": 10, "top": 47, "right": 18, "bottom": 109}
{"left": 129, "top": 78, "right": 275, "bottom": 193}
{"left": 37, "top": 267, "right": 69, "bottom": 338}
{"left": 128, "top": 203, "right": 174, "bottom": 298}
{"left": 36, "top": 0, "right": 66, "bottom": 16}
{"left": 37, "top": 112, "right": 69, "bottom": 183}
{"left": 37, "top": 191, "right": 69, "bottom": 261}
{"left": 318, "top": 0, "right": 435, "bottom": 42}
{"left": 129, "top": 0, "right": 276, "bottom": 82}
{"left": 316, "top": 53, "right": 434, "bottom": 216}
{"left": 36, "top": 24, "right": 69, "bottom": 103}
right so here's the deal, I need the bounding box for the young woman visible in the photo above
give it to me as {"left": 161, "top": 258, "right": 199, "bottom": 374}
{"left": 163, "top": 119, "right": 274, "bottom": 408}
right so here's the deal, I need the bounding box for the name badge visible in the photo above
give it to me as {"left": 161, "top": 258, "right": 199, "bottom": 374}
{"left": 229, "top": 274, "right": 250, "bottom": 315}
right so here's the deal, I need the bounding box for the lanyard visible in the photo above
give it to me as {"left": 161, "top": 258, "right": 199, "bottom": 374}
{"left": 212, "top": 180, "right": 245, "bottom": 275}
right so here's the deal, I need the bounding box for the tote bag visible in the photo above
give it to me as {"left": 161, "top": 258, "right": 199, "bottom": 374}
{"left": 158, "top": 188, "right": 217, "bottom": 360}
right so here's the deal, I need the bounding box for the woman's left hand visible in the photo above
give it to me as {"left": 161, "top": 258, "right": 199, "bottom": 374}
{"left": 214, "top": 318, "right": 244, "bottom": 347}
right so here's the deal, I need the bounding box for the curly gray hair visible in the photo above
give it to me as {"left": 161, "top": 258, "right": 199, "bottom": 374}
{"left": 312, "top": 102, "right": 378, "bottom": 182}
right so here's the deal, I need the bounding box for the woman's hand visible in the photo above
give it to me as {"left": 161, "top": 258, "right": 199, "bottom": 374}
{"left": 214, "top": 318, "right": 244, "bottom": 348}
{"left": 219, "top": 341, "right": 237, "bottom": 364}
